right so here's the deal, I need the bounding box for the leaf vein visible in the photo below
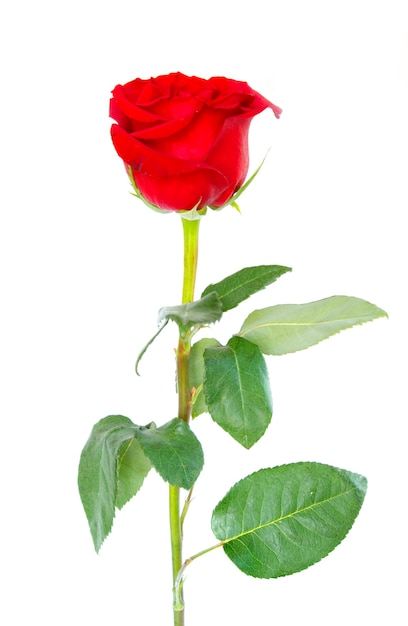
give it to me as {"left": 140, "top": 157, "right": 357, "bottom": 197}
{"left": 222, "top": 486, "right": 359, "bottom": 544}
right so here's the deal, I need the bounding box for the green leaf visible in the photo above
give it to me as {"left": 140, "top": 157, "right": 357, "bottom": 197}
{"left": 135, "top": 319, "right": 169, "bottom": 376}
{"left": 116, "top": 438, "right": 152, "bottom": 510}
{"left": 78, "top": 415, "right": 142, "bottom": 552}
{"left": 158, "top": 292, "right": 223, "bottom": 330}
{"left": 78, "top": 416, "right": 204, "bottom": 551}
{"left": 201, "top": 265, "right": 291, "bottom": 312}
{"left": 203, "top": 336, "right": 272, "bottom": 448}
{"left": 211, "top": 463, "right": 367, "bottom": 578}
{"left": 137, "top": 418, "right": 204, "bottom": 490}
{"left": 189, "top": 338, "right": 222, "bottom": 418}
{"left": 238, "top": 295, "right": 387, "bottom": 355}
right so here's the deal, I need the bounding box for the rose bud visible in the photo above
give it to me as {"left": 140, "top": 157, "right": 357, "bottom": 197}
{"left": 110, "top": 72, "right": 281, "bottom": 213}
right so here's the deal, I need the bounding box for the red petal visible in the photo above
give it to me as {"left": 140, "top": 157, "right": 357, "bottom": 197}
{"left": 133, "top": 167, "right": 229, "bottom": 211}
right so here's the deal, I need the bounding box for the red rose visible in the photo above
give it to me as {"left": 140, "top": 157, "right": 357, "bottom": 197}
{"left": 110, "top": 73, "right": 281, "bottom": 213}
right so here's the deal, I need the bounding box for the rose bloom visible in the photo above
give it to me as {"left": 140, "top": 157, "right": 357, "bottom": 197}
{"left": 110, "top": 72, "right": 281, "bottom": 212}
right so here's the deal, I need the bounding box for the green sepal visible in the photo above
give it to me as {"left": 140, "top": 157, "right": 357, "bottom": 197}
{"left": 178, "top": 204, "right": 208, "bottom": 220}
{"left": 238, "top": 295, "right": 388, "bottom": 355}
{"left": 203, "top": 336, "right": 272, "bottom": 448}
{"left": 158, "top": 292, "right": 223, "bottom": 332}
{"left": 209, "top": 152, "right": 269, "bottom": 211}
{"left": 201, "top": 265, "right": 291, "bottom": 312}
{"left": 189, "top": 338, "right": 222, "bottom": 418}
{"left": 212, "top": 462, "right": 367, "bottom": 578}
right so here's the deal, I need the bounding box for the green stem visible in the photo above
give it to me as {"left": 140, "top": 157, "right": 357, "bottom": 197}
{"left": 174, "top": 540, "right": 225, "bottom": 608}
{"left": 170, "top": 485, "right": 184, "bottom": 622}
{"left": 181, "top": 217, "right": 200, "bottom": 305}
{"left": 170, "top": 217, "right": 201, "bottom": 626}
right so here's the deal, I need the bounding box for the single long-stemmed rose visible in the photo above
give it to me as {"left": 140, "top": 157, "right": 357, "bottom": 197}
{"left": 78, "top": 73, "right": 387, "bottom": 626}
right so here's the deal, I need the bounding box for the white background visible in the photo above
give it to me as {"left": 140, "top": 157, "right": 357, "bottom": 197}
{"left": 1, "top": 1, "right": 407, "bottom": 624}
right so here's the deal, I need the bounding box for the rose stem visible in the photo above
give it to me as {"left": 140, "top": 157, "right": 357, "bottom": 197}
{"left": 170, "top": 216, "right": 200, "bottom": 626}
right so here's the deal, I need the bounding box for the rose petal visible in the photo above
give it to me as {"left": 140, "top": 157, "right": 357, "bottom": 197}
{"left": 111, "top": 125, "right": 229, "bottom": 210}
{"left": 133, "top": 167, "right": 229, "bottom": 211}
{"left": 110, "top": 73, "right": 281, "bottom": 211}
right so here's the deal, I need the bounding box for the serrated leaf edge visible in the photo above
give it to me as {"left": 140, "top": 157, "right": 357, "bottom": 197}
{"left": 201, "top": 265, "right": 292, "bottom": 312}
{"left": 213, "top": 464, "right": 367, "bottom": 544}
{"left": 238, "top": 296, "right": 388, "bottom": 355}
